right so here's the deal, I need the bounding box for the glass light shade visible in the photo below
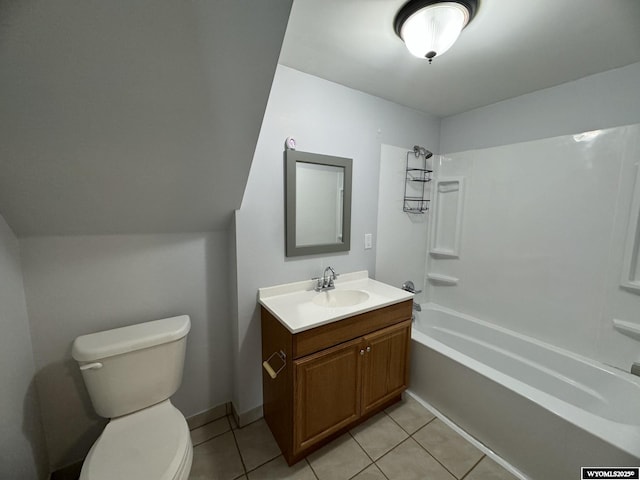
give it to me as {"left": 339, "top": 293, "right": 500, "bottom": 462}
{"left": 400, "top": 2, "right": 469, "bottom": 59}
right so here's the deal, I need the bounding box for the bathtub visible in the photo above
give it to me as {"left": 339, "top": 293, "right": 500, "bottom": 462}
{"left": 409, "top": 303, "right": 640, "bottom": 479}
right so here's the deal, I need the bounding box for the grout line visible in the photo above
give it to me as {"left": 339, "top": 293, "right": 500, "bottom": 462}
{"left": 190, "top": 416, "right": 232, "bottom": 447}
{"left": 243, "top": 454, "right": 281, "bottom": 476}
{"left": 245, "top": 453, "right": 282, "bottom": 475}
{"left": 306, "top": 456, "right": 321, "bottom": 479}
{"left": 348, "top": 429, "right": 376, "bottom": 463}
{"left": 383, "top": 409, "right": 413, "bottom": 436}
{"left": 376, "top": 463, "right": 392, "bottom": 480}
{"left": 304, "top": 458, "right": 320, "bottom": 480}
{"left": 231, "top": 418, "right": 281, "bottom": 475}
{"left": 372, "top": 436, "right": 413, "bottom": 465}
{"left": 346, "top": 464, "right": 374, "bottom": 480}
{"left": 424, "top": 414, "right": 437, "bottom": 427}
{"left": 384, "top": 403, "right": 436, "bottom": 436}
{"left": 230, "top": 426, "right": 249, "bottom": 475}
{"left": 347, "top": 415, "right": 401, "bottom": 480}
{"left": 410, "top": 432, "right": 464, "bottom": 480}
{"left": 460, "top": 454, "right": 486, "bottom": 480}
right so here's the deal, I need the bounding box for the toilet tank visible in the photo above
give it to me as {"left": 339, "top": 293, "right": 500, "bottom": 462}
{"left": 72, "top": 315, "right": 191, "bottom": 418}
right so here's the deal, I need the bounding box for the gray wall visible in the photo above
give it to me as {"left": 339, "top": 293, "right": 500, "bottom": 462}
{"left": 440, "top": 62, "right": 640, "bottom": 153}
{"left": 233, "top": 65, "right": 441, "bottom": 415}
{"left": 20, "top": 233, "right": 231, "bottom": 470}
{"left": 0, "top": 214, "right": 47, "bottom": 479}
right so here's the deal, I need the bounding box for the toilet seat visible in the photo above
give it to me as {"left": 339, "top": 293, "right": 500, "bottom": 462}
{"left": 80, "top": 400, "right": 192, "bottom": 480}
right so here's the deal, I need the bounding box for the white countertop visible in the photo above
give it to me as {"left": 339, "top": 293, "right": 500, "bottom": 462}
{"left": 258, "top": 271, "right": 413, "bottom": 334}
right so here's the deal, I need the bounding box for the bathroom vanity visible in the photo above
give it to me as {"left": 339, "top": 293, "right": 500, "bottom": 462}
{"left": 258, "top": 271, "right": 413, "bottom": 465}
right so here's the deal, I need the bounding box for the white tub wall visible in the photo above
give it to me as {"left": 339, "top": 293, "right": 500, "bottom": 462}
{"left": 20, "top": 233, "right": 232, "bottom": 470}
{"left": 0, "top": 214, "right": 48, "bottom": 479}
{"left": 597, "top": 131, "right": 640, "bottom": 369}
{"left": 233, "top": 65, "right": 440, "bottom": 416}
{"left": 375, "top": 144, "right": 431, "bottom": 301}
{"left": 428, "top": 125, "right": 640, "bottom": 369}
{"left": 427, "top": 63, "right": 640, "bottom": 370}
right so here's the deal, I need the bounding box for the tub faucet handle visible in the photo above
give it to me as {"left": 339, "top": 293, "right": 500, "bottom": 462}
{"left": 402, "top": 280, "right": 422, "bottom": 294}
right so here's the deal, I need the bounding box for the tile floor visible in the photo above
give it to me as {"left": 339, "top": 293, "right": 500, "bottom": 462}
{"left": 188, "top": 396, "right": 518, "bottom": 480}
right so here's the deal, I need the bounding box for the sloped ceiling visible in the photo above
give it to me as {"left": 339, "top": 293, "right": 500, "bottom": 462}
{"left": 279, "top": 0, "right": 640, "bottom": 117}
{"left": 0, "top": 0, "right": 292, "bottom": 236}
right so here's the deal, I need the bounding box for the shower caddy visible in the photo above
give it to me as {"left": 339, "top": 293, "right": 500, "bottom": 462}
{"left": 403, "top": 145, "right": 432, "bottom": 213}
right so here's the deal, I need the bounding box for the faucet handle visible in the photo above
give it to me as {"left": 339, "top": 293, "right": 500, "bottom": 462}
{"left": 328, "top": 268, "right": 339, "bottom": 286}
{"left": 402, "top": 280, "right": 422, "bottom": 294}
{"left": 312, "top": 277, "right": 323, "bottom": 291}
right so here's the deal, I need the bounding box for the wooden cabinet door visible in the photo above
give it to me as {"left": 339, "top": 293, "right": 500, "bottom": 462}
{"left": 293, "top": 337, "right": 363, "bottom": 454}
{"left": 361, "top": 320, "right": 411, "bottom": 415}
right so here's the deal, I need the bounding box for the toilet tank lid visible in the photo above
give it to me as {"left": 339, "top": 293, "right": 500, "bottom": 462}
{"left": 72, "top": 315, "right": 191, "bottom": 362}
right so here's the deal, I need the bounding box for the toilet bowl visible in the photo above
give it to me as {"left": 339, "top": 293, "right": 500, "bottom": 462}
{"left": 72, "top": 315, "right": 192, "bottom": 480}
{"left": 80, "top": 400, "right": 192, "bottom": 480}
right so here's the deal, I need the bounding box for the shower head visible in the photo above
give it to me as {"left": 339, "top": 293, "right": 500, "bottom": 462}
{"left": 413, "top": 145, "right": 433, "bottom": 159}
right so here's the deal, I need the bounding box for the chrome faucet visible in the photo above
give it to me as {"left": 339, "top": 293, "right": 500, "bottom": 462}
{"left": 401, "top": 280, "right": 422, "bottom": 312}
{"left": 313, "top": 266, "right": 339, "bottom": 291}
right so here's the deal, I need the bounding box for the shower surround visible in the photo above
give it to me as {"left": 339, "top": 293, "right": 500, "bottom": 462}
{"left": 425, "top": 123, "right": 640, "bottom": 373}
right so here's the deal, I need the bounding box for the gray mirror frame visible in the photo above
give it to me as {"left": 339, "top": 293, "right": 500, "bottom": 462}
{"left": 285, "top": 150, "right": 352, "bottom": 257}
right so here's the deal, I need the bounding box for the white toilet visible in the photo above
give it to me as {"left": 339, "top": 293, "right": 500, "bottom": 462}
{"left": 72, "top": 315, "right": 193, "bottom": 480}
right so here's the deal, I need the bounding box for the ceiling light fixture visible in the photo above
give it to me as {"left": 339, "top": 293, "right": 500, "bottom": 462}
{"left": 394, "top": 0, "right": 478, "bottom": 63}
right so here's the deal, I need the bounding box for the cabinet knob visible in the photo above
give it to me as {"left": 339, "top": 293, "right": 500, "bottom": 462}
{"left": 359, "top": 349, "right": 365, "bottom": 355}
{"left": 366, "top": 346, "right": 371, "bottom": 353}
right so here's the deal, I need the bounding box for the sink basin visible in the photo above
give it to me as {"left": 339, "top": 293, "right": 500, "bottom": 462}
{"left": 312, "top": 289, "right": 370, "bottom": 308}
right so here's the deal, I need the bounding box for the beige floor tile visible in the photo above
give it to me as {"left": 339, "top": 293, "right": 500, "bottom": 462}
{"left": 190, "top": 416, "right": 231, "bottom": 446}
{"left": 247, "top": 456, "right": 316, "bottom": 480}
{"left": 351, "top": 464, "right": 386, "bottom": 480}
{"left": 189, "top": 431, "right": 245, "bottom": 480}
{"left": 307, "top": 434, "right": 371, "bottom": 480}
{"left": 384, "top": 395, "right": 435, "bottom": 434}
{"left": 234, "top": 419, "right": 281, "bottom": 472}
{"left": 464, "top": 456, "right": 517, "bottom": 480}
{"left": 413, "top": 419, "right": 483, "bottom": 478}
{"left": 350, "top": 412, "right": 408, "bottom": 460}
{"left": 377, "top": 438, "right": 456, "bottom": 480}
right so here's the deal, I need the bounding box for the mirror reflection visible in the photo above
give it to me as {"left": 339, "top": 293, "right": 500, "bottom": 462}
{"left": 285, "top": 150, "right": 352, "bottom": 257}
{"left": 296, "top": 162, "right": 344, "bottom": 246}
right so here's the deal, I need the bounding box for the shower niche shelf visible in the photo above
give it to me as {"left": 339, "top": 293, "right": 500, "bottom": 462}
{"left": 403, "top": 147, "right": 432, "bottom": 214}
{"left": 430, "top": 177, "right": 465, "bottom": 258}
{"left": 620, "top": 163, "right": 640, "bottom": 294}
{"left": 427, "top": 273, "right": 459, "bottom": 285}
{"left": 613, "top": 318, "right": 640, "bottom": 342}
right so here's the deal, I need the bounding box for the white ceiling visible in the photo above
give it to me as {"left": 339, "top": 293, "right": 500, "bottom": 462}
{"left": 279, "top": 0, "right": 640, "bottom": 117}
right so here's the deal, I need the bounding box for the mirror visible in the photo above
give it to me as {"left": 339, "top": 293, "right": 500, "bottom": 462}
{"left": 285, "top": 150, "right": 352, "bottom": 257}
